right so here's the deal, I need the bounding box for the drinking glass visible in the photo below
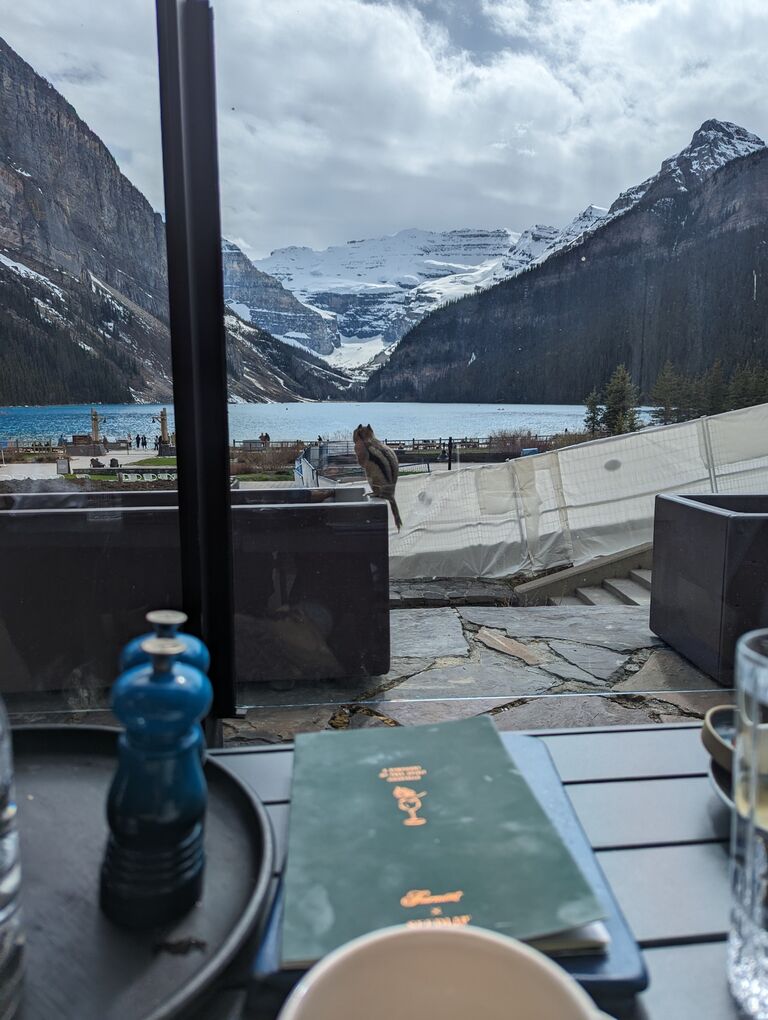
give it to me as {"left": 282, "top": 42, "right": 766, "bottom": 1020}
{"left": 729, "top": 629, "right": 768, "bottom": 1018}
{"left": 0, "top": 695, "right": 23, "bottom": 1020}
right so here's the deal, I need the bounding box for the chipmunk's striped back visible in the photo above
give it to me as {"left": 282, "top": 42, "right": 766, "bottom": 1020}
{"left": 353, "top": 423, "right": 403, "bottom": 530}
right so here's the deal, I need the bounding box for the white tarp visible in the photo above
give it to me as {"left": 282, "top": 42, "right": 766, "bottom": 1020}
{"left": 386, "top": 402, "right": 768, "bottom": 579}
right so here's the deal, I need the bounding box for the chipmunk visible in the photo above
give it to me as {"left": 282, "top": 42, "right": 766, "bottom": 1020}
{"left": 353, "top": 423, "right": 403, "bottom": 530}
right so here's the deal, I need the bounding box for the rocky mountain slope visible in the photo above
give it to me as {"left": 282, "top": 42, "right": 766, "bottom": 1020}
{"left": 222, "top": 240, "right": 340, "bottom": 355}
{"left": 0, "top": 36, "right": 350, "bottom": 405}
{"left": 253, "top": 119, "right": 765, "bottom": 374}
{"left": 365, "top": 120, "right": 768, "bottom": 403}
{"left": 0, "top": 37, "right": 168, "bottom": 322}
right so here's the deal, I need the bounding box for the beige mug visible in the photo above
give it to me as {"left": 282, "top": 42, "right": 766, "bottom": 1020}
{"left": 277, "top": 925, "right": 604, "bottom": 1020}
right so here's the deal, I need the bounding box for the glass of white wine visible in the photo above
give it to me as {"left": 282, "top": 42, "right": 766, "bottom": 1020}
{"left": 729, "top": 630, "right": 768, "bottom": 1019}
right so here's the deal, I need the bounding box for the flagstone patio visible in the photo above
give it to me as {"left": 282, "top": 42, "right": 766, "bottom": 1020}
{"left": 224, "top": 605, "right": 731, "bottom": 745}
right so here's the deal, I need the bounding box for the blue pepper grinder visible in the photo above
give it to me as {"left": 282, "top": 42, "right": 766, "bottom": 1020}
{"left": 120, "top": 609, "right": 210, "bottom": 674}
{"left": 121, "top": 611, "right": 210, "bottom": 764}
{"left": 100, "top": 636, "right": 213, "bottom": 929}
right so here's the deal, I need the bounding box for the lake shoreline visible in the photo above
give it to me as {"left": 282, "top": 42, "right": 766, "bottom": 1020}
{"left": 0, "top": 401, "right": 640, "bottom": 444}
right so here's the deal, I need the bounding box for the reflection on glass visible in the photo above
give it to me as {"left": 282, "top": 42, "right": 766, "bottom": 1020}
{"left": 0, "top": 11, "right": 179, "bottom": 717}
{"left": 0, "top": 491, "right": 389, "bottom": 713}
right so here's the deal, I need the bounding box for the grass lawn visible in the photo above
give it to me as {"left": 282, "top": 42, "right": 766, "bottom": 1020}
{"left": 133, "top": 457, "right": 178, "bottom": 466}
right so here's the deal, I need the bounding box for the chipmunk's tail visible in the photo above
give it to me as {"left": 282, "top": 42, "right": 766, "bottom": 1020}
{"left": 387, "top": 494, "right": 403, "bottom": 531}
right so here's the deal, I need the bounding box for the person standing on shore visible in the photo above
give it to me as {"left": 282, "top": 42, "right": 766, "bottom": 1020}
{"left": 135, "top": 434, "right": 141, "bottom": 449}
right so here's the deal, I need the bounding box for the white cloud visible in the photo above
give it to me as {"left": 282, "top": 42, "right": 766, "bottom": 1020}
{"left": 2, "top": 0, "right": 767, "bottom": 257}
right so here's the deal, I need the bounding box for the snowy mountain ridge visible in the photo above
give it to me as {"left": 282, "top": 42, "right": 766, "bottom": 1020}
{"left": 256, "top": 227, "right": 517, "bottom": 297}
{"left": 240, "top": 119, "right": 766, "bottom": 371}
{"left": 607, "top": 119, "right": 765, "bottom": 219}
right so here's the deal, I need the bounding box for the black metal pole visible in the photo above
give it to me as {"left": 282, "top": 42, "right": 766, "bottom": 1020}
{"left": 155, "top": 0, "right": 236, "bottom": 723}
{"left": 448, "top": 436, "right": 453, "bottom": 471}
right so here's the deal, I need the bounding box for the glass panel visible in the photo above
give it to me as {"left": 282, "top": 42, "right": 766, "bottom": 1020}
{"left": 210, "top": 2, "right": 768, "bottom": 743}
{"left": 0, "top": 11, "right": 180, "bottom": 715}
{"left": 0, "top": 505, "right": 180, "bottom": 716}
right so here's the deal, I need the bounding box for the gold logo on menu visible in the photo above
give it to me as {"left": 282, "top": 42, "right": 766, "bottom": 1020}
{"left": 400, "top": 890, "right": 471, "bottom": 928}
{"left": 377, "top": 764, "right": 429, "bottom": 826}
{"left": 392, "top": 785, "right": 427, "bottom": 826}
{"left": 400, "top": 889, "right": 464, "bottom": 908}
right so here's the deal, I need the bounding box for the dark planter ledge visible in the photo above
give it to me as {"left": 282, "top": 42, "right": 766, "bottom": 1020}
{"left": 650, "top": 493, "right": 768, "bottom": 686}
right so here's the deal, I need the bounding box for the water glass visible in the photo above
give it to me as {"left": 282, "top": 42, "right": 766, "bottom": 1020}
{"left": 729, "top": 630, "right": 768, "bottom": 1017}
{"left": 0, "top": 696, "right": 23, "bottom": 1020}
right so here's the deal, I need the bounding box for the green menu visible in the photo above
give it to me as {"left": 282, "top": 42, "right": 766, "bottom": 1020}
{"left": 281, "top": 716, "right": 605, "bottom": 968}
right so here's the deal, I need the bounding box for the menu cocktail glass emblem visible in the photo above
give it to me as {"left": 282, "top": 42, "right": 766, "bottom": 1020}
{"left": 392, "top": 785, "right": 427, "bottom": 826}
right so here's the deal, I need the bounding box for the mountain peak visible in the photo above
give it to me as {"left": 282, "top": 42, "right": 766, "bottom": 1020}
{"left": 689, "top": 118, "right": 764, "bottom": 152}
{"left": 676, "top": 119, "right": 765, "bottom": 176}
{"left": 609, "top": 119, "right": 765, "bottom": 218}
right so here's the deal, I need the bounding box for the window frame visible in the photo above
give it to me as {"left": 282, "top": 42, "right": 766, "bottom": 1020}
{"left": 155, "top": 0, "right": 236, "bottom": 720}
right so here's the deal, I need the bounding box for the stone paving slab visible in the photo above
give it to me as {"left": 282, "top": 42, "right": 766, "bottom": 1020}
{"left": 459, "top": 605, "right": 662, "bottom": 652}
{"left": 371, "top": 698, "right": 511, "bottom": 727}
{"left": 223, "top": 705, "right": 335, "bottom": 745}
{"left": 389, "top": 607, "right": 469, "bottom": 658}
{"left": 476, "top": 628, "right": 544, "bottom": 665}
{"left": 548, "top": 641, "right": 630, "bottom": 680}
{"left": 237, "top": 678, "right": 382, "bottom": 708}
{"left": 540, "top": 660, "right": 606, "bottom": 686}
{"left": 377, "top": 649, "right": 555, "bottom": 701}
{"left": 493, "top": 690, "right": 733, "bottom": 731}
{"left": 657, "top": 690, "right": 734, "bottom": 715}
{"left": 612, "top": 649, "right": 722, "bottom": 693}
{"left": 237, "top": 658, "right": 434, "bottom": 709}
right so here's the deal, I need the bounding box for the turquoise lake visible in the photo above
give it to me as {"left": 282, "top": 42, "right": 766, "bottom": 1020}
{"left": 0, "top": 401, "right": 628, "bottom": 443}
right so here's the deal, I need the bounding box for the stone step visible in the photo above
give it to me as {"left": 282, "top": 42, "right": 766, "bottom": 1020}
{"left": 546, "top": 595, "right": 585, "bottom": 607}
{"left": 629, "top": 568, "right": 653, "bottom": 591}
{"left": 603, "top": 577, "right": 652, "bottom": 606}
{"left": 575, "top": 585, "right": 625, "bottom": 607}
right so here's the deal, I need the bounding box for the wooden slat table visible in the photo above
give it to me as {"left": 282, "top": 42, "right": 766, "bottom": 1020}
{"left": 210, "top": 722, "right": 737, "bottom": 1020}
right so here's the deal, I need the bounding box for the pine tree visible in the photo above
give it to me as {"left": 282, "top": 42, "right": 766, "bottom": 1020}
{"left": 728, "top": 364, "right": 758, "bottom": 410}
{"left": 583, "top": 389, "right": 602, "bottom": 435}
{"left": 650, "top": 361, "right": 680, "bottom": 425}
{"left": 601, "top": 365, "right": 639, "bottom": 435}
{"left": 685, "top": 373, "right": 707, "bottom": 419}
{"left": 701, "top": 360, "right": 727, "bottom": 416}
{"left": 624, "top": 404, "right": 640, "bottom": 432}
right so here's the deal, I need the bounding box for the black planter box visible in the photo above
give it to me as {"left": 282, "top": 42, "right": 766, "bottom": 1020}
{"left": 0, "top": 488, "right": 389, "bottom": 702}
{"left": 650, "top": 493, "right": 768, "bottom": 685}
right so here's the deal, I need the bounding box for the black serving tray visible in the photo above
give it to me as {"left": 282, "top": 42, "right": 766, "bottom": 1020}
{"left": 11, "top": 726, "right": 274, "bottom": 1020}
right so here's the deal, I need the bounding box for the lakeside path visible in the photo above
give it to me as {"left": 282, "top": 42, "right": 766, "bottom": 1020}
{"left": 0, "top": 446, "right": 167, "bottom": 481}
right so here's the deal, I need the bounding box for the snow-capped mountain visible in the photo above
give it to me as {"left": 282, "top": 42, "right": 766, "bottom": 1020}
{"left": 222, "top": 239, "right": 340, "bottom": 355}
{"left": 403, "top": 208, "right": 609, "bottom": 328}
{"left": 249, "top": 118, "right": 766, "bottom": 371}
{"left": 367, "top": 119, "right": 768, "bottom": 404}
{"left": 251, "top": 210, "right": 619, "bottom": 365}
{"left": 254, "top": 228, "right": 515, "bottom": 350}
{"left": 607, "top": 119, "right": 764, "bottom": 219}
{"left": 501, "top": 223, "right": 560, "bottom": 274}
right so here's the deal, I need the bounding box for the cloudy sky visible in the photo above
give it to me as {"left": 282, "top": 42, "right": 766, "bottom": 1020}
{"left": 3, "top": 0, "right": 768, "bottom": 258}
